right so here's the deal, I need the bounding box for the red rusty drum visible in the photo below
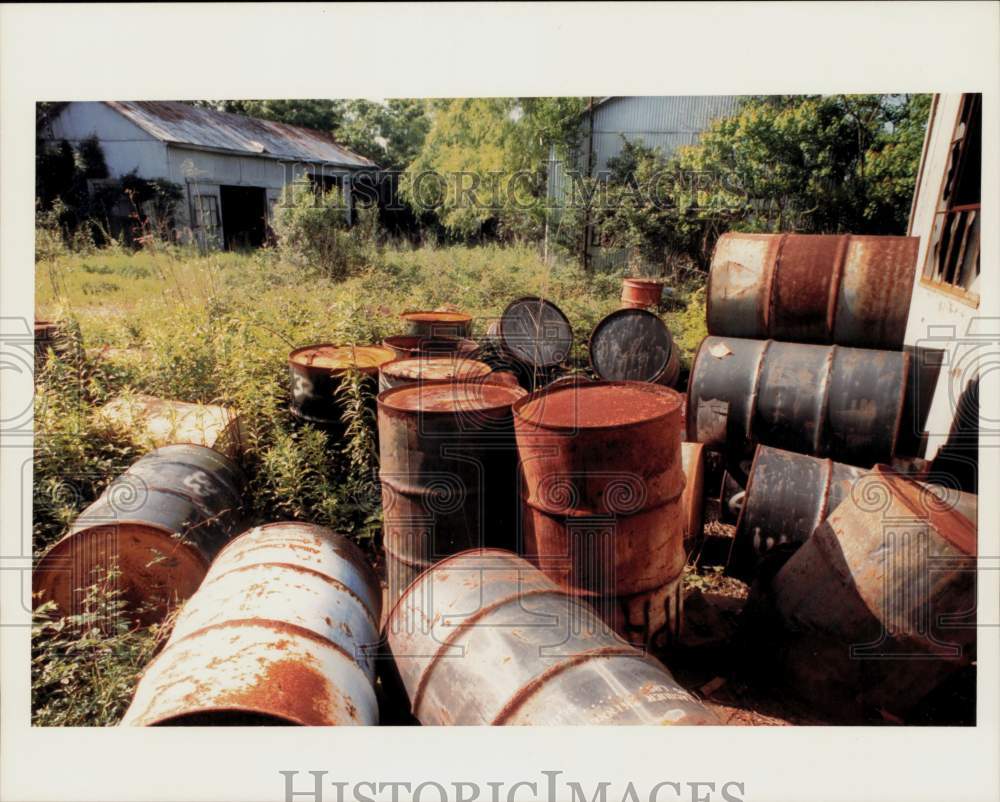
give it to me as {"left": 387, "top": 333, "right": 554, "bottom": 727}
{"left": 382, "top": 335, "right": 479, "bottom": 360}
{"left": 768, "top": 466, "right": 977, "bottom": 718}
{"left": 120, "top": 522, "right": 380, "bottom": 726}
{"left": 620, "top": 277, "right": 664, "bottom": 309}
{"left": 33, "top": 444, "right": 245, "bottom": 626}
{"left": 513, "top": 381, "right": 686, "bottom": 644}
{"left": 386, "top": 549, "right": 718, "bottom": 725}
{"left": 400, "top": 310, "right": 473, "bottom": 339}
{"left": 707, "top": 233, "right": 918, "bottom": 348}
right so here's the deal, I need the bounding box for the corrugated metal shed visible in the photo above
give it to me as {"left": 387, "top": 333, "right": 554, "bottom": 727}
{"left": 104, "top": 101, "right": 376, "bottom": 169}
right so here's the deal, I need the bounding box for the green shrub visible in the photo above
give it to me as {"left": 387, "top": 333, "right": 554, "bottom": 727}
{"left": 271, "top": 182, "right": 373, "bottom": 280}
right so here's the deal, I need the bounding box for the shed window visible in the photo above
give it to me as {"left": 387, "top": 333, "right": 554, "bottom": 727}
{"left": 922, "top": 93, "right": 981, "bottom": 303}
{"left": 194, "top": 194, "right": 220, "bottom": 233}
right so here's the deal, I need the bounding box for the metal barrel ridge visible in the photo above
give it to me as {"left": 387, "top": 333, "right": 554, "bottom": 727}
{"left": 729, "top": 446, "right": 979, "bottom": 582}
{"left": 33, "top": 444, "right": 245, "bottom": 626}
{"left": 589, "top": 307, "right": 680, "bottom": 389}
{"left": 620, "top": 277, "right": 664, "bottom": 310}
{"left": 386, "top": 550, "right": 718, "bottom": 725}
{"left": 400, "top": 310, "right": 473, "bottom": 339}
{"left": 686, "top": 336, "right": 909, "bottom": 467}
{"left": 378, "top": 356, "right": 493, "bottom": 393}
{"left": 288, "top": 343, "right": 394, "bottom": 428}
{"left": 498, "top": 296, "right": 574, "bottom": 371}
{"left": 706, "top": 232, "right": 918, "bottom": 349}
{"left": 377, "top": 381, "right": 526, "bottom": 604}
{"left": 120, "top": 522, "right": 380, "bottom": 726}
{"left": 513, "top": 381, "right": 687, "bottom": 645}
{"left": 769, "top": 466, "right": 977, "bottom": 718}
{"left": 382, "top": 335, "right": 479, "bottom": 360}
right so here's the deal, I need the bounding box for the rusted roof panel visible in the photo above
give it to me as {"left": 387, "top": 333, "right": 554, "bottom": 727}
{"left": 104, "top": 101, "right": 377, "bottom": 168}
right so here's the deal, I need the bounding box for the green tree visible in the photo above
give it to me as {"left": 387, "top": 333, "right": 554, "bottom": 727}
{"left": 673, "top": 94, "right": 930, "bottom": 250}
{"left": 402, "top": 97, "right": 586, "bottom": 240}
{"left": 336, "top": 99, "right": 431, "bottom": 171}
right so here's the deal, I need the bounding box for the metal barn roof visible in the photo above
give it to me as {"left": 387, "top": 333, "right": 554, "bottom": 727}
{"left": 104, "top": 101, "right": 377, "bottom": 168}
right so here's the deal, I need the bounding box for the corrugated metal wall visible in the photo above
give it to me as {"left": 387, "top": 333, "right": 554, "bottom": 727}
{"left": 547, "top": 96, "right": 743, "bottom": 271}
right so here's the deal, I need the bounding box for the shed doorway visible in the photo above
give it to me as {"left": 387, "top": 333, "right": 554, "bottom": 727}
{"left": 220, "top": 185, "right": 267, "bottom": 250}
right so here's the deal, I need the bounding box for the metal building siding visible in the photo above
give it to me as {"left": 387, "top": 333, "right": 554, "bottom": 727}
{"left": 588, "top": 96, "right": 742, "bottom": 172}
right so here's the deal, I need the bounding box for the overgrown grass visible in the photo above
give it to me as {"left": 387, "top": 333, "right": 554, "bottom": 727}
{"left": 33, "top": 241, "right": 707, "bottom": 724}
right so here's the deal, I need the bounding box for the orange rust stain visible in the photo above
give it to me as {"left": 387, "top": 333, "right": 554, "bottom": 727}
{"left": 213, "top": 657, "right": 335, "bottom": 725}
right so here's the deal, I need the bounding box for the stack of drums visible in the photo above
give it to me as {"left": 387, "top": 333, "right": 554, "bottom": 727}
{"left": 386, "top": 549, "right": 718, "bottom": 725}
{"left": 121, "top": 522, "right": 380, "bottom": 725}
{"left": 33, "top": 444, "right": 245, "bottom": 625}
{"left": 513, "top": 381, "right": 687, "bottom": 646}
{"left": 377, "top": 381, "right": 526, "bottom": 603}
{"left": 288, "top": 344, "right": 395, "bottom": 432}
{"left": 589, "top": 308, "right": 680, "bottom": 388}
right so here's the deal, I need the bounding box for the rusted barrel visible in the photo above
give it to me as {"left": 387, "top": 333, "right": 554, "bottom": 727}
{"left": 513, "top": 381, "right": 686, "bottom": 645}
{"left": 707, "top": 233, "right": 918, "bottom": 348}
{"left": 288, "top": 343, "right": 394, "bottom": 428}
{"left": 386, "top": 549, "right": 717, "bottom": 725}
{"left": 378, "top": 356, "right": 493, "bottom": 393}
{"left": 686, "top": 336, "right": 909, "bottom": 467}
{"left": 378, "top": 381, "right": 526, "bottom": 603}
{"left": 33, "top": 444, "right": 245, "bottom": 625}
{"left": 768, "top": 466, "right": 977, "bottom": 717}
{"left": 401, "top": 310, "right": 473, "bottom": 338}
{"left": 621, "top": 277, "right": 664, "bottom": 309}
{"left": 382, "top": 335, "right": 479, "bottom": 360}
{"left": 121, "top": 522, "right": 380, "bottom": 725}
{"left": 680, "top": 442, "right": 706, "bottom": 555}
{"left": 498, "top": 296, "right": 573, "bottom": 371}
{"left": 589, "top": 308, "right": 680, "bottom": 388}
{"left": 729, "top": 445, "right": 978, "bottom": 581}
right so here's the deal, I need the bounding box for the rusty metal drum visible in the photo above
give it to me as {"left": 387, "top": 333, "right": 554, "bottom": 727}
{"left": 729, "top": 446, "right": 978, "bottom": 582}
{"left": 727, "top": 446, "right": 867, "bottom": 580}
{"left": 401, "top": 310, "right": 473, "bottom": 339}
{"left": 386, "top": 549, "right": 718, "bottom": 725}
{"left": 589, "top": 307, "right": 680, "bottom": 388}
{"left": 120, "top": 522, "right": 380, "bottom": 726}
{"left": 686, "top": 336, "right": 909, "bottom": 467}
{"left": 707, "top": 232, "right": 918, "bottom": 348}
{"left": 378, "top": 356, "right": 493, "bottom": 393}
{"left": 33, "top": 444, "right": 245, "bottom": 625}
{"left": 620, "top": 277, "right": 664, "bottom": 309}
{"left": 768, "top": 466, "right": 977, "bottom": 717}
{"left": 382, "top": 335, "right": 479, "bottom": 360}
{"left": 513, "top": 381, "right": 686, "bottom": 643}
{"left": 386, "top": 549, "right": 718, "bottom": 726}
{"left": 378, "top": 381, "right": 526, "bottom": 603}
{"left": 288, "top": 343, "right": 394, "bottom": 427}
{"left": 498, "top": 296, "right": 574, "bottom": 371}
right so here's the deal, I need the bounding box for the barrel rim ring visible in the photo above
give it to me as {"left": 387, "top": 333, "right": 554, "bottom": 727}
{"left": 400, "top": 310, "right": 473, "bottom": 324}
{"left": 586, "top": 307, "right": 675, "bottom": 384}
{"left": 512, "top": 379, "right": 683, "bottom": 433}
{"left": 376, "top": 380, "right": 526, "bottom": 415}
{"left": 498, "top": 295, "right": 574, "bottom": 369}
{"left": 288, "top": 342, "right": 394, "bottom": 374}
